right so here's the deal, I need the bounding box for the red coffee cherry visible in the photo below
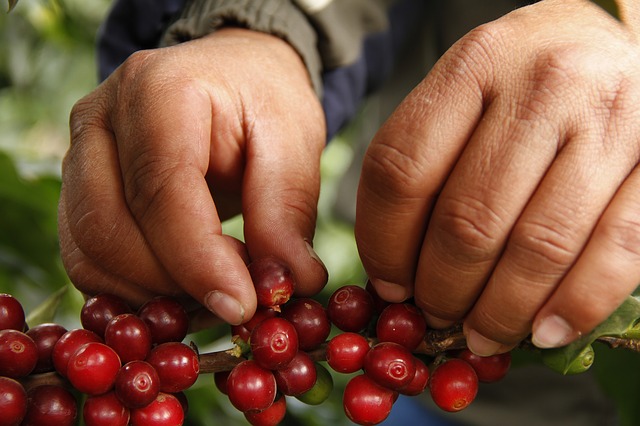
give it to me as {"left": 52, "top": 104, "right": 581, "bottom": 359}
{"left": 429, "top": 358, "right": 478, "bottom": 412}
{"left": 26, "top": 323, "right": 68, "bottom": 374}
{"left": 52, "top": 328, "right": 103, "bottom": 378}
{"left": 67, "top": 342, "right": 121, "bottom": 396}
{"left": 0, "top": 329, "right": 38, "bottom": 378}
{"left": 83, "top": 391, "right": 130, "bottom": 426}
{"left": 400, "top": 357, "right": 430, "bottom": 396}
{"left": 226, "top": 359, "right": 277, "bottom": 413}
{"left": 0, "top": 293, "right": 25, "bottom": 331}
{"left": 327, "top": 285, "right": 374, "bottom": 332}
{"left": 231, "top": 306, "right": 277, "bottom": 343}
{"left": 244, "top": 393, "right": 287, "bottom": 426}
{"left": 326, "top": 332, "right": 370, "bottom": 374}
{"left": 280, "top": 298, "right": 331, "bottom": 351}
{"left": 248, "top": 256, "right": 295, "bottom": 308}
{"left": 81, "top": 293, "right": 132, "bottom": 338}
{"left": 343, "top": 374, "right": 396, "bottom": 425}
{"left": 250, "top": 317, "right": 298, "bottom": 370}
{"left": 456, "top": 349, "right": 511, "bottom": 383}
{"left": 146, "top": 342, "right": 200, "bottom": 393}
{"left": 114, "top": 360, "right": 161, "bottom": 409}
{"left": 214, "top": 370, "right": 231, "bottom": 395}
{"left": 376, "top": 303, "right": 427, "bottom": 351}
{"left": 273, "top": 350, "right": 317, "bottom": 396}
{"left": 137, "top": 296, "right": 189, "bottom": 344}
{"left": 0, "top": 376, "right": 27, "bottom": 426}
{"left": 104, "top": 313, "right": 152, "bottom": 363}
{"left": 23, "top": 385, "right": 77, "bottom": 426}
{"left": 129, "top": 392, "right": 184, "bottom": 426}
{"left": 363, "top": 341, "right": 416, "bottom": 391}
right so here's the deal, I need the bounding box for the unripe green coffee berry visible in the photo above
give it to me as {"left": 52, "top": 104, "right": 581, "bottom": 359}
{"left": 296, "top": 362, "right": 333, "bottom": 405}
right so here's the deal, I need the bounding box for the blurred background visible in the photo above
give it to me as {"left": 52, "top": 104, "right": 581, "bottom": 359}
{"left": 2, "top": 1, "right": 640, "bottom": 425}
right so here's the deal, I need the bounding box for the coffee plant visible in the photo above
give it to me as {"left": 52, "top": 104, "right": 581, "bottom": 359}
{"left": 2, "top": 255, "right": 640, "bottom": 426}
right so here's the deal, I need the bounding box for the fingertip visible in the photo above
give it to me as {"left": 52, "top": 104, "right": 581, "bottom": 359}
{"left": 369, "top": 278, "right": 412, "bottom": 303}
{"left": 204, "top": 290, "right": 249, "bottom": 326}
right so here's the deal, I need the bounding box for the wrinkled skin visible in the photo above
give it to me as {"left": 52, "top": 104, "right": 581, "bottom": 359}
{"left": 356, "top": 0, "right": 640, "bottom": 355}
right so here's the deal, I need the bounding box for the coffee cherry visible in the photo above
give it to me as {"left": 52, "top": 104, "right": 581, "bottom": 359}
{"left": 231, "top": 306, "right": 277, "bottom": 343}
{"left": 0, "top": 329, "right": 38, "bottom": 378}
{"left": 0, "top": 293, "right": 25, "bottom": 331}
{"left": 52, "top": 328, "right": 103, "bottom": 378}
{"left": 295, "top": 362, "right": 333, "bottom": 406}
{"left": 26, "top": 323, "right": 68, "bottom": 374}
{"left": 376, "top": 303, "right": 427, "bottom": 351}
{"left": 23, "top": 385, "right": 77, "bottom": 426}
{"left": 146, "top": 342, "right": 199, "bottom": 393}
{"left": 137, "top": 296, "right": 189, "bottom": 344}
{"left": 83, "top": 391, "right": 130, "bottom": 426}
{"left": 273, "top": 350, "right": 317, "bottom": 396}
{"left": 67, "top": 342, "right": 121, "bottom": 396}
{"left": 429, "top": 358, "right": 478, "bottom": 412}
{"left": 280, "top": 298, "right": 331, "bottom": 351}
{"left": 327, "top": 285, "right": 374, "bottom": 332}
{"left": 227, "top": 359, "right": 277, "bottom": 413}
{"left": 457, "top": 349, "right": 511, "bottom": 383}
{"left": 343, "top": 374, "right": 396, "bottom": 425}
{"left": 130, "top": 392, "right": 184, "bottom": 426}
{"left": 365, "top": 280, "right": 390, "bottom": 314}
{"left": 363, "top": 341, "right": 416, "bottom": 391}
{"left": 399, "top": 357, "right": 430, "bottom": 396}
{"left": 114, "top": 360, "right": 161, "bottom": 409}
{"left": 250, "top": 317, "right": 298, "bottom": 370}
{"left": 172, "top": 391, "right": 189, "bottom": 416}
{"left": 81, "top": 293, "right": 132, "bottom": 338}
{"left": 244, "top": 393, "right": 287, "bottom": 426}
{"left": 326, "top": 332, "right": 370, "bottom": 374}
{"left": 249, "top": 256, "right": 295, "bottom": 308}
{"left": 105, "top": 313, "right": 152, "bottom": 363}
{"left": 0, "top": 376, "right": 27, "bottom": 426}
{"left": 214, "top": 370, "right": 231, "bottom": 395}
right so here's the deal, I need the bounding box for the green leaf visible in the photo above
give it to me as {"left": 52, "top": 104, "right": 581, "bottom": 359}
{"left": 25, "top": 285, "right": 68, "bottom": 326}
{"left": 541, "top": 295, "right": 640, "bottom": 374}
{"left": 7, "top": 0, "right": 18, "bottom": 12}
{"left": 590, "top": 0, "right": 621, "bottom": 21}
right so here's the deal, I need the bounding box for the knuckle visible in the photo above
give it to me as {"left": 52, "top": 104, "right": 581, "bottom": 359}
{"left": 472, "top": 308, "right": 530, "bottom": 345}
{"left": 509, "top": 218, "right": 576, "bottom": 273}
{"left": 434, "top": 194, "right": 504, "bottom": 255}
{"left": 599, "top": 215, "right": 640, "bottom": 259}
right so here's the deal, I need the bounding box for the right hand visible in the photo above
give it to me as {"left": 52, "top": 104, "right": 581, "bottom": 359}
{"left": 58, "top": 28, "right": 328, "bottom": 325}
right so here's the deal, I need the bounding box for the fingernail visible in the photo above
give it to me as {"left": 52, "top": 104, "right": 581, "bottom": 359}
{"left": 370, "top": 279, "right": 410, "bottom": 303}
{"left": 532, "top": 315, "right": 573, "bottom": 348}
{"left": 466, "top": 329, "right": 502, "bottom": 357}
{"left": 204, "top": 291, "right": 245, "bottom": 326}
{"left": 304, "top": 239, "right": 327, "bottom": 276}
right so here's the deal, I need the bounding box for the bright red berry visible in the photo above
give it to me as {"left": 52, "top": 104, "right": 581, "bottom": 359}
{"left": 114, "top": 360, "right": 161, "bottom": 409}
{"left": 146, "top": 342, "right": 199, "bottom": 393}
{"left": 327, "top": 285, "right": 374, "bottom": 332}
{"left": 52, "top": 328, "right": 103, "bottom": 378}
{"left": 280, "top": 298, "right": 331, "bottom": 351}
{"left": 231, "top": 306, "right": 277, "bottom": 343}
{"left": 129, "top": 392, "right": 184, "bottom": 426}
{"left": 326, "top": 332, "right": 370, "bottom": 374}
{"left": 273, "top": 350, "right": 317, "bottom": 396}
{"left": 456, "top": 349, "right": 511, "bottom": 383}
{"left": 137, "top": 296, "right": 189, "bottom": 344}
{"left": 250, "top": 317, "right": 298, "bottom": 370}
{"left": 0, "top": 376, "right": 27, "bottom": 426}
{"left": 81, "top": 293, "right": 132, "bottom": 338}
{"left": 105, "top": 313, "right": 152, "bottom": 363}
{"left": 248, "top": 256, "right": 295, "bottom": 308}
{"left": 429, "top": 358, "right": 478, "bottom": 412}
{"left": 0, "top": 329, "right": 38, "bottom": 378}
{"left": 0, "top": 294, "right": 25, "bottom": 331}
{"left": 22, "top": 385, "right": 77, "bottom": 426}
{"left": 26, "top": 323, "right": 68, "bottom": 374}
{"left": 376, "top": 303, "right": 427, "bottom": 351}
{"left": 226, "top": 359, "right": 277, "bottom": 413}
{"left": 363, "top": 341, "right": 416, "bottom": 391}
{"left": 67, "top": 342, "right": 121, "bottom": 396}
{"left": 244, "top": 393, "right": 287, "bottom": 426}
{"left": 343, "top": 374, "right": 396, "bottom": 425}
{"left": 400, "top": 357, "right": 430, "bottom": 396}
{"left": 83, "top": 391, "right": 130, "bottom": 426}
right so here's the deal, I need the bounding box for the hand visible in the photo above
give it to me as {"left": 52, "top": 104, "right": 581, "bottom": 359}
{"left": 59, "top": 28, "right": 328, "bottom": 325}
{"left": 356, "top": 0, "right": 640, "bottom": 355}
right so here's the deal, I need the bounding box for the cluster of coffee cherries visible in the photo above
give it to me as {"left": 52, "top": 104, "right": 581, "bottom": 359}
{"left": 213, "top": 257, "right": 513, "bottom": 425}
{"left": 0, "top": 291, "right": 195, "bottom": 425}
